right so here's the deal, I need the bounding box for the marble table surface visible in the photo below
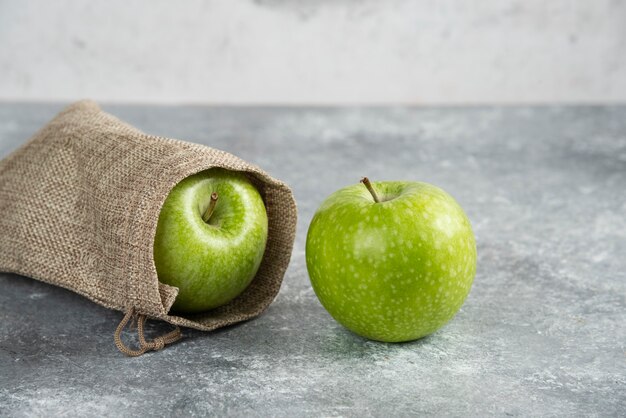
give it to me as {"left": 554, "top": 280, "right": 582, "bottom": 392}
{"left": 0, "top": 103, "right": 624, "bottom": 417}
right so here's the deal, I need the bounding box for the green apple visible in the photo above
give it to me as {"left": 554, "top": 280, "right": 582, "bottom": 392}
{"left": 306, "top": 178, "right": 476, "bottom": 342}
{"left": 154, "top": 168, "right": 268, "bottom": 313}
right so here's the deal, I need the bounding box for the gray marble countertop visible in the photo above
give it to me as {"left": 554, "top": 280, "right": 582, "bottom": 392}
{"left": 1, "top": 103, "right": 625, "bottom": 417}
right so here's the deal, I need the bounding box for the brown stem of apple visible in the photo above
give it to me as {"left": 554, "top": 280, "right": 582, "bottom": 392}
{"left": 202, "top": 192, "right": 219, "bottom": 223}
{"left": 360, "top": 177, "right": 380, "bottom": 203}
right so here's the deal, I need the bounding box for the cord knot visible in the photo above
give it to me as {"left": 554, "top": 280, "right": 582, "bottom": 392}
{"left": 113, "top": 307, "right": 182, "bottom": 356}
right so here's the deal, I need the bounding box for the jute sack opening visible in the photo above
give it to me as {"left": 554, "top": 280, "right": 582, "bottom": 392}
{"left": 0, "top": 101, "right": 297, "bottom": 356}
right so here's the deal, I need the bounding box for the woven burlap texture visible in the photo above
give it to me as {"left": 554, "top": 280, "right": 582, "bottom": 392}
{"left": 0, "top": 100, "right": 297, "bottom": 334}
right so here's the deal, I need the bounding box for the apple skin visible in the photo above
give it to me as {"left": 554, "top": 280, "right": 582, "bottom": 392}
{"left": 154, "top": 168, "right": 268, "bottom": 313}
{"left": 306, "top": 181, "right": 476, "bottom": 342}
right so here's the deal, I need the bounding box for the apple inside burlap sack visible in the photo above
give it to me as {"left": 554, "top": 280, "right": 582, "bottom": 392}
{"left": 0, "top": 101, "right": 297, "bottom": 356}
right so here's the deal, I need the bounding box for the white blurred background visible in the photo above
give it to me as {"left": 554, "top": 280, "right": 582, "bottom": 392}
{"left": 1, "top": 0, "right": 624, "bottom": 105}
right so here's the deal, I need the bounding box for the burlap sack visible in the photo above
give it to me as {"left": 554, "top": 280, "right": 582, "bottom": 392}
{"left": 0, "top": 101, "right": 297, "bottom": 356}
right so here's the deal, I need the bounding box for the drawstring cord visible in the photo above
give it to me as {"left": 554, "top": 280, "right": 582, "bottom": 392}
{"left": 114, "top": 306, "right": 182, "bottom": 356}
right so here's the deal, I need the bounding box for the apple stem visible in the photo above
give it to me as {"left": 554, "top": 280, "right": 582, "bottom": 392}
{"left": 361, "top": 177, "right": 380, "bottom": 203}
{"left": 202, "top": 192, "right": 219, "bottom": 223}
